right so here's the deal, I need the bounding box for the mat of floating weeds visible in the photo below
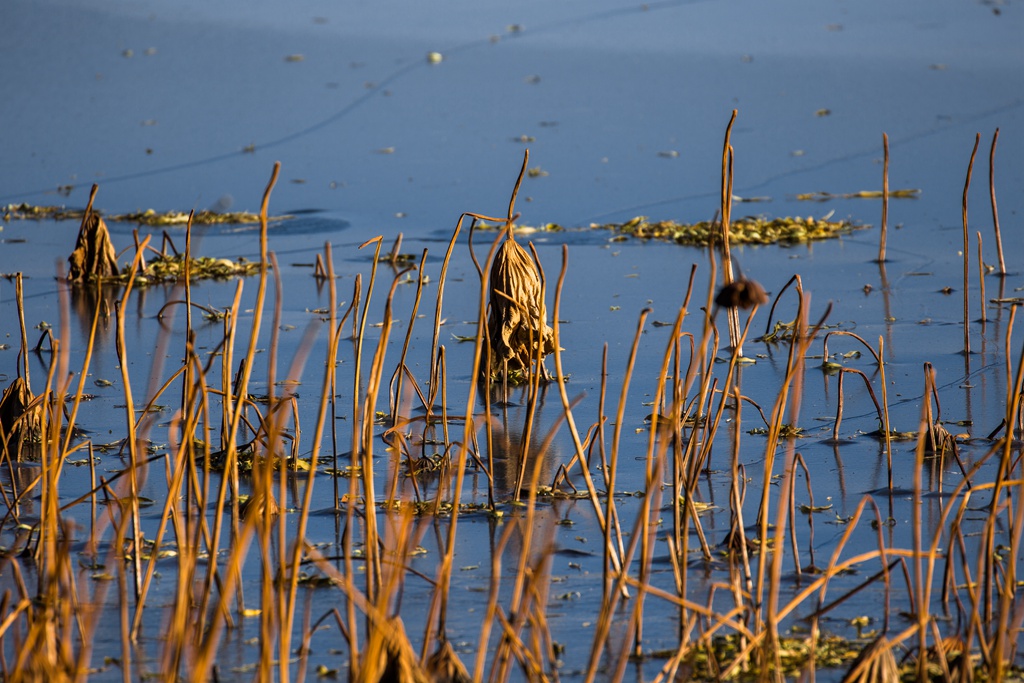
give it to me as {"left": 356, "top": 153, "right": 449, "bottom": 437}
{"left": 3, "top": 203, "right": 289, "bottom": 225}
{"left": 481, "top": 215, "right": 866, "bottom": 246}
{"left": 110, "top": 254, "right": 262, "bottom": 284}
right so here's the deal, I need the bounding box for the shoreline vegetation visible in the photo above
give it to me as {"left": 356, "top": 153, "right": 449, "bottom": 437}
{"left": 1, "top": 115, "right": 1021, "bottom": 682}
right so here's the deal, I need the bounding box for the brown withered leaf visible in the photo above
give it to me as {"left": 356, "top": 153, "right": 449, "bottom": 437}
{"left": 0, "top": 377, "right": 43, "bottom": 458}
{"left": 487, "top": 234, "right": 555, "bottom": 383}
{"left": 68, "top": 213, "right": 119, "bottom": 281}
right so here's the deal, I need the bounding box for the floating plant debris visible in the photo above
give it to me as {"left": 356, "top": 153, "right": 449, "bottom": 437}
{"left": 796, "top": 189, "right": 921, "bottom": 201}
{"left": 604, "top": 215, "right": 865, "bottom": 245}
{"left": 126, "top": 255, "right": 262, "bottom": 283}
{"left": 3, "top": 203, "right": 290, "bottom": 225}
{"left": 481, "top": 214, "right": 863, "bottom": 246}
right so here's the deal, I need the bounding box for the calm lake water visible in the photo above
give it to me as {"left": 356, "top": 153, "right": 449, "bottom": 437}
{"left": 2, "top": 0, "right": 1023, "bottom": 679}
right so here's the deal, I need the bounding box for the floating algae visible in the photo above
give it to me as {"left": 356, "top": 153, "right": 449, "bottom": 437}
{"left": 478, "top": 214, "right": 865, "bottom": 246}
{"left": 600, "top": 215, "right": 865, "bottom": 245}
{"left": 796, "top": 188, "right": 921, "bottom": 202}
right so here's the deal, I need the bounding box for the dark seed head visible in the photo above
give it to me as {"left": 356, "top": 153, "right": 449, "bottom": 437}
{"left": 715, "top": 278, "right": 768, "bottom": 310}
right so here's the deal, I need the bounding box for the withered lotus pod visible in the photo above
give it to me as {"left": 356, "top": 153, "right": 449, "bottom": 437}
{"left": 486, "top": 233, "right": 555, "bottom": 383}
{"left": 0, "top": 377, "right": 43, "bottom": 458}
{"left": 68, "top": 212, "right": 119, "bottom": 281}
{"left": 715, "top": 278, "right": 768, "bottom": 310}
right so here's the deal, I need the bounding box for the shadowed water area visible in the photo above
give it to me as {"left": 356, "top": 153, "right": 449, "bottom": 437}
{"left": 1, "top": 0, "right": 1023, "bottom": 680}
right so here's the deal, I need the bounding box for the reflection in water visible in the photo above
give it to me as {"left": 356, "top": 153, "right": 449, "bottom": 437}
{"left": 481, "top": 384, "right": 560, "bottom": 499}
{"left": 0, "top": 461, "right": 42, "bottom": 520}
{"left": 381, "top": 383, "right": 562, "bottom": 506}
{"left": 69, "top": 281, "right": 119, "bottom": 349}
{"left": 877, "top": 260, "right": 893, "bottom": 359}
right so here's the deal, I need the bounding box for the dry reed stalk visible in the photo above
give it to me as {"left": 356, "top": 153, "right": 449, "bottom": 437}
{"left": 977, "top": 231, "right": 986, "bottom": 323}
{"left": 832, "top": 368, "right": 845, "bottom": 443}
{"left": 625, "top": 298, "right": 697, "bottom": 660}
{"left": 989, "top": 128, "right": 1006, "bottom": 276}
{"left": 472, "top": 516, "right": 518, "bottom": 681}
{"left": 358, "top": 261, "right": 407, "bottom": 605}
{"left": 426, "top": 210, "right": 502, "bottom": 415}
{"left": 821, "top": 330, "right": 883, "bottom": 367}
{"left": 421, "top": 225, "right": 503, "bottom": 671}
{"left": 584, "top": 449, "right": 667, "bottom": 682}
{"left": 760, "top": 273, "right": 802, "bottom": 341}
{"left": 720, "top": 111, "right": 742, "bottom": 354}
{"left": 913, "top": 364, "right": 939, "bottom": 678}
{"left": 697, "top": 303, "right": 761, "bottom": 477}
{"left": 345, "top": 236, "right": 385, "bottom": 635}
{"left": 723, "top": 500, "right": 893, "bottom": 678}
{"left": 491, "top": 443, "right": 561, "bottom": 681}
{"left": 878, "top": 337, "right": 894, "bottom": 492}
{"left": 158, "top": 378, "right": 208, "bottom": 676}
{"left": 962, "top": 134, "right": 980, "bottom": 355}
{"left": 8, "top": 328, "right": 64, "bottom": 679}
{"left": 363, "top": 507, "right": 432, "bottom": 682}
{"left": 978, "top": 318, "right": 1024, "bottom": 677}
{"left": 841, "top": 635, "right": 899, "bottom": 683}
{"left": 389, "top": 249, "right": 429, "bottom": 429}
{"left": 240, "top": 269, "right": 342, "bottom": 683}
{"left": 110, "top": 235, "right": 154, "bottom": 605}
{"left": 256, "top": 316, "right": 321, "bottom": 681}
{"left": 757, "top": 295, "right": 832, "bottom": 675}
{"left": 877, "top": 133, "right": 890, "bottom": 263}
{"left": 548, "top": 247, "right": 619, "bottom": 560}
{"left": 191, "top": 164, "right": 280, "bottom": 682}
{"left": 674, "top": 261, "right": 721, "bottom": 572}
{"left": 606, "top": 308, "right": 652, "bottom": 569}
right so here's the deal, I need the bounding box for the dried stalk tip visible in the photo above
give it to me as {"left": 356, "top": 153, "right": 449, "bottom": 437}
{"left": 487, "top": 233, "right": 555, "bottom": 384}
{"left": 68, "top": 213, "right": 119, "bottom": 281}
{"left": 715, "top": 278, "right": 768, "bottom": 310}
{"left": 0, "top": 377, "right": 43, "bottom": 457}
